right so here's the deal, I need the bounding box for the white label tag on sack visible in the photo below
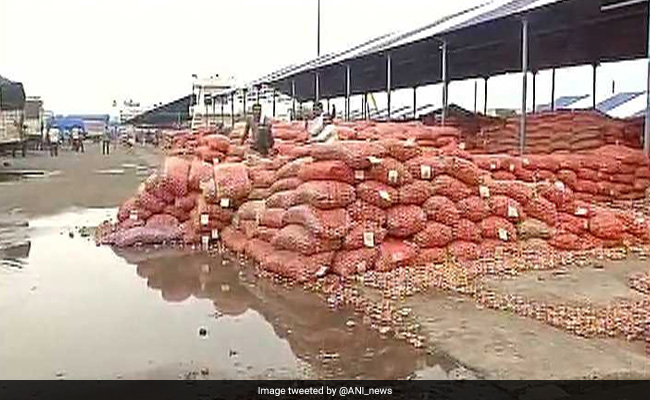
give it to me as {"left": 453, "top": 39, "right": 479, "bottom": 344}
{"left": 479, "top": 185, "right": 490, "bottom": 199}
{"left": 388, "top": 170, "right": 399, "bottom": 184}
{"left": 367, "top": 156, "right": 382, "bottom": 165}
{"left": 507, "top": 205, "right": 519, "bottom": 219}
{"left": 509, "top": 163, "right": 515, "bottom": 172}
{"left": 315, "top": 265, "right": 329, "bottom": 278}
{"left": 404, "top": 138, "right": 416, "bottom": 147}
{"left": 129, "top": 210, "right": 138, "bottom": 221}
{"left": 490, "top": 163, "right": 497, "bottom": 171}
{"left": 498, "top": 228, "right": 509, "bottom": 241}
{"left": 211, "top": 229, "right": 219, "bottom": 239}
{"left": 212, "top": 158, "right": 220, "bottom": 165}
{"left": 554, "top": 180, "right": 565, "bottom": 192}
{"left": 575, "top": 207, "right": 588, "bottom": 217}
{"left": 459, "top": 142, "right": 466, "bottom": 150}
{"left": 379, "top": 190, "right": 391, "bottom": 202}
{"left": 363, "top": 231, "right": 375, "bottom": 248}
{"left": 522, "top": 158, "right": 530, "bottom": 167}
{"left": 355, "top": 170, "right": 365, "bottom": 181}
{"left": 220, "top": 198, "right": 230, "bottom": 208}
{"left": 201, "top": 236, "right": 210, "bottom": 249}
{"left": 200, "top": 213, "right": 209, "bottom": 226}
{"left": 392, "top": 252, "right": 403, "bottom": 262}
{"left": 420, "top": 165, "right": 432, "bottom": 180}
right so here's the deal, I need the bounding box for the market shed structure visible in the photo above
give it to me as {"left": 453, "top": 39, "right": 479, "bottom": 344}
{"left": 126, "top": 95, "right": 192, "bottom": 127}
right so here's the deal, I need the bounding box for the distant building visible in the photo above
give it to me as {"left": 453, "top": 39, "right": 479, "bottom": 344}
{"left": 190, "top": 75, "right": 234, "bottom": 130}
{"left": 24, "top": 96, "right": 44, "bottom": 140}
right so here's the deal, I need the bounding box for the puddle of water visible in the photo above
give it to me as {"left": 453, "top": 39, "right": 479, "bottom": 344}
{"left": 0, "top": 208, "right": 466, "bottom": 380}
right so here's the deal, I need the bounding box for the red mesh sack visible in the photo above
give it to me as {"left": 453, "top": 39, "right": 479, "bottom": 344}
{"left": 412, "top": 221, "right": 453, "bottom": 248}
{"left": 236, "top": 200, "right": 266, "bottom": 221}
{"left": 356, "top": 181, "right": 398, "bottom": 209}
{"left": 244, "top": 238, "right": 275, "bottom": 264}
{"left": 249, "top": 169, "right": 276, "bottom": 188}
{"left": 413, "top": 126, "right": 460, "bottom": 142}
{"left": 479, "top": 239, "right": 517, "bottom": 258}
{"left": 255, "top": 227, "right": 279, "bottom": 243}
{"left": 138, "top": 190, "right": 166, "bottom": 214}
{"left": 524, "top": 155, "right": 560, "bottom": 172}
{"left": 548, "top": 233, "right": 582, "bottom": 250}
{"left": 574, "top": 180, "right": 599, "bottom": 195}
{"left": 577, "top": 168, "right": 601, "bottom": 182}
{"left": 557, "top": 213, "right": 589, "bottom": 235}
{"left": 265, "top": 190, "right": 300, "bottom": 209}
{"left": 282, "top": 205, "right": 351, "bottom": 239}
{"left": 347, "top": 200, "right": 387, "bottom": 226}
{"left": 635, "top": 166, "right": 650, "bottom": 179}
{"left": 367, "top": 157, "right": 413, "bottom": 187}
{"left": 248, "top": 188, "right": 272, "bottom": 201}
{"left": 589, "top": 211, "right": 625, "bottom": 240}
{"left": 405, "top": 156, "right": 447, "bottom": 180}
{"left": 195, "top": 146, "right": 225, "bottom": 163}
{"left": 456, "top": 196, "right": 490, "bottom": 222}
{"left": 480, "top": 216, "right": 517, "bottom": 242}
{"left": 297, "top": 181, "right": 356, "bottom": 209}
{"left": 415, "top": 248, "right": 448, "bottom": 265}
{"left": 163, "top": 157, "right": 191, "bottom": 197}
{"left": 221, "top": 226, "right": 248, "bottom": 253}
{"left": 488, "top": 195, "right": 525, "bottom": 222}
{"left": 275, "top": 157, "right": 313, "bottom": 179}
{"left": 431, "top": 175, "right": 474, "bottom": 202}
{"left": 239, "top": 219, "right": 259, "bottom": 239}
{"left": 202, "top": 134, "right": 231, "bottom": 153}
{"left": 144, "top": 173, "right": 175, "bottom": 203}
{"left": 270, "top": 177, "right": 302, "bottom": 194}
{"left": 213, "top": 163, "right": 252, "bottom": 200}
{"left": 332, "top": 248, "right": 379, "bottom": 277}
{"left": 297, "top": 160, "right": 355, "bottom": 184}
{"left": 343, "top": 221, "right": 387, "bottom": 250}
{"left": 445, "top": 157, "right": 485, "bottom": 186}
{"left": 108, "top": 226, "right": 181, "bottom": 248}
{"left": 489, "top": 181, "right": 534, "bottom": 205}
{"left": 116, "top": 218, "right": 144, "bottom": 231}
{"left": 163, "top": 204, "right": 190, "bottom": 223}
{"left": 117, "top": 197, "right": 152, "bottom": 222}
{"left": 422, "top": 196, "right": 460, "bottom": 226}
{"left": 259, "top": 208, "right": 286, "bottom": 228}
{"left": 448, "top": 241, "right": 480, "bottom": 261}
{"left": 386, "top": 205, "right": 427, "bottom": 238}
{"left": 556, "top": 169, "right": 578, "bottom": 190}
{"left": 188, "top": 159, "right": 214, "bottom": 191}
{"left": 380, "top": 138, "right": 422, "bottom": 161}
{"left": 453, "top": 219, "right": 482, "bottom": 243}
{"left": 538, "top": 182, "right": 575, "bottom": 208}
{"left": 492, "top": 171, "right": 517, "bottom": 180}
{"left": 340, "top": 141, "right": 388, "bottom": 169}
{"left": 174, "top": 193, "right": 198, "bottom": 211}
{"left": 375, "top": 240, "right": 418, "bottom": 272}
{"left": 271, "top": 224, "right": 342, "bottom": 255}
{"left": 145, "top": 214, "right": 180, "bottom": 229}
{"left": 197, "top": 197, "right": 234, "bottom": 223}
{"left": 262, "top": 251, "right": 334, "bottom": 283}
{"left": 524, "top": 196, "right": 558, "bottom": 227}
{"left": 398, "top": 181, "right": 435, "bottom": 205}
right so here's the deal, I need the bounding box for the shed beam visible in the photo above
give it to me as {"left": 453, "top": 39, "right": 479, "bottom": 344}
{"left": 345, "top": 65, "right": 351, "bottom": 120}
{"left": 520, "top": 19, "right": 529, "bottom": 155}
{"left": 386, "top": 53, "right": 392, "bottom": 120}
{"left": 413, "top": 86, "right": 417, "bottom": 119}
{"left": 592, "top": 63, "right": 598, "bottom": 109}
{"left": 484, "top": 77, "right": 488, "bottom": 115}
{"left": 551, "top": 68, "right": 556, "bottom": 111}
{"left": 441, "top": 41, "right": 448, "bottom": 126}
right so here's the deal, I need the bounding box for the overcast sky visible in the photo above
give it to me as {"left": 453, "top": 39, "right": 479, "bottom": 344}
{"left": 1, "top": 0, "right": 647, "bottom": 115}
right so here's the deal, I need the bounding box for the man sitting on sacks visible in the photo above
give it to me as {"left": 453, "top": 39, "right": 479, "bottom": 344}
{"left": 241, "top": 103, "right": 274, "bottom": 157}
{"left": 307, "top": 101, "right": 336, "bottom": 143}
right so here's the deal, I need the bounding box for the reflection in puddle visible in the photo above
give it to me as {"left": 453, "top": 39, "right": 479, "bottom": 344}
{"left": 0, "top": 208, "right": 470, "bottom": 380}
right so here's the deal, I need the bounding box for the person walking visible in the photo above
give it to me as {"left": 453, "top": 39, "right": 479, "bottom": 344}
{"left": 240, "top": 103, "right": 274, "bottom": 157}
{"left": 48, "top": 127, "right": 60, "bottom": 157}
{"left": 101, "top": 127, "right": 111, "bottom": 155}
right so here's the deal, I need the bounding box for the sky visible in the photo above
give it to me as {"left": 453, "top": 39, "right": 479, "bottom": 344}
{"left": 0, "top": 0, "right": 647, "bottom": 116}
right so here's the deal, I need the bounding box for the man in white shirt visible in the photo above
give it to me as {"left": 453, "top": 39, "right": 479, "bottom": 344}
{"left": 307, "top": 102, "right": 336, "bottom": 143}
{"left": 48, "top": 128, "right": 60, "bottom": 157}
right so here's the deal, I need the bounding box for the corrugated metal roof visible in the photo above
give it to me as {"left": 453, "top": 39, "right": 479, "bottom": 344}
{"left": 537, "top": 94, "right": 589, "bottom": 111}
{"left": 596, "top": 91, "right": 644, "bottom": 112}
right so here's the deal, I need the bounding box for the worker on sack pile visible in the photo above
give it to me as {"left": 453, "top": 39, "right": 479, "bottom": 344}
{"left": 241, "top": 103, "right": 274, "bottom": 157}
{"left": 307, "top": 101, "right": 336, "bottom": 143}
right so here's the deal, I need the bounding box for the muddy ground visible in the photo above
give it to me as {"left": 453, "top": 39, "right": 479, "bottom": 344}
{"left": 0, "top": 142, "right": 648, "bottom": 380}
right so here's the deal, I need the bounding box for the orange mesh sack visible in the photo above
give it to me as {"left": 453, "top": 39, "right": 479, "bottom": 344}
{"left": 524, "top": 196, "right": 558, "bottom": 227}
{"left": 422, "top": 196, "right": 460, "bottom": 226}
{"left": 332, "top": 248, "right": 379, "bottom": 277}
{"left": 270, "top": 177, "right": 303, "bottom": 194}
{"left": 343, "top": 221, "right": 388, "bottom": 250}
{"left": 188, "top": 158, "right": 214, "bottom": 191}
{"left": 282, "top": 205, "right": 351, "bottom": 239}
{"left": 249, "top": 168, "right": 276, "bottom": 188}
{"left": 271, "top": 224, "right": 342, "bottom": 255}
{"left": 367, "top": 157, "right": 414, "bottom": 187}
{"left": 405, "top": 156, "right": 447, "bottom": 181}
{"left": 448, "top": 241, "right": 480, "bottom": 261}
{"left": 374, "top": 240, "right": 418, "bottom": 272}
{"left": 412, "top": 221, "right": 453, "bottom": 248}
{"left": 297, "top": 181, "right": 356, "bottom": 210}
{"left": 480, "top": 216, "right": 518, "bottom": 242}
{"left": 431, "top": 175, "right": 474, "bottom": 202}
{"left": 379, "top": 138, "right": 422, "bottom": 161}
{"left": 452, "top": 219, "right": 482, "bottom": 243}
{"left": 255, "top": 227, "right": 279, "bottom": 243}
{"left": 456, "top": 196, "right": 490, "bottom": 222}
{"left": 259, "top": 208, "right": 287, "bottom": 228}
{"left": 398, "top": 181, "right": 435, "bottom": 205}
{"left": 213, "top": 163, "right": 252, "bottom": 200}
{"left": 297, "top": 160, "right": 355, "bottom": 184}
{"left": 265, "top": 190, "right": 300, "bottom": 209}
{"left": 163, "top": 156, "right": 191, "bottom": 197}
{"left": 356, "top": 181, "right": 398, "bottom": 209}
{"left": 221, "top": 226, "right": 248, "bottom": 253}
{"left": 488, "top": 195, "right": 525, "bottom": 223}
{"left": 138, "top": 190, "right": 166, "bottom": 214}
{"left": 386, "top": 205, "right": 427, "bottom": 238}
{"left": 415, "top": 248, "right": 448, "bottom": 265}
{"left": 261, "top": 250, "right": 335, "bottom": 283}
{"left": 589, "top": 211, "right": 625, "bottom": 241}
{"left": 347, "top": 200, "right": 387, "bottom": 226}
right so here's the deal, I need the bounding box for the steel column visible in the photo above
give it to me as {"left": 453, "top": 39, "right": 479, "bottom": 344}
{"left": 243, "top": 90, "right": 247, "bottom": 119}
{"left": 221, "top": 96, "right": 225, "bottom": 125}
{"left": 327, "top": 98, "right": 330, "bottom": 114}
{"left": 520, "top": 19, "right": 529, "bottom": 155}
{"left": 473, "top": 80, "right": 478, "bottom": 113}
{"left": 345, "top": 65, "right": 351, "bottom": 120}
{"left": 441, "top": 41, "right": 448, "bottom": 126}
{"left": 272, "top": 89, "right": 276, "bottom": 118}
{"left": 484, "top": 77, "right": 488, "bottom": 114}
{"left": 291, "top": 80, "right": 296, "bottom": 120}
{"left": 413, "top": 86, "right": 417, "bottom": 119}
{"left": 592, "top": 63, "right": 598, "bottom": 109}
{"left": 532, "top": 71, "right": 537, "bottom": 113}
{"left": 230, "top": 92, "right": 235, "bottom": 127}
{"left": 386, "top": 54, "right": 392, "bottom": 120}
{"left": 315, "top": 73, "right": 320, "bottom": 103}
{"left": 645, "top": 3, "right": 650, "bottom": 157}
{"left": 551, "top": 68, "right": 556, "bottom": 111}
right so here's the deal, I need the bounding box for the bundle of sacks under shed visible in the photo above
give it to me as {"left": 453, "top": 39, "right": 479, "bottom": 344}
{"left": 99, "top": 121, "right": 650, "bottom": 284}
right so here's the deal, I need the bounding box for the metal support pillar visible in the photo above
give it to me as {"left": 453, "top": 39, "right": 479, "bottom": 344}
{"left": 362, "top": 94, "right": 366, "bottom": 119}
{"left": 291, "top": 80, "right": 296, "bottom": 120}
{"left": 345, "top": 65, "right": 351, "bottom": 120}
{"left": 441, "top": 41, "right": 448, "bottom": 126}
{"left": 413, "top": 86, "right": 417, "bottom": 120}
{"left": 327, "top": 98, "right": 330, "bottom": 114}
{"left": 520, "top": 19, "right": 529, "bottom": 155}
{"left": 256, "top": 88, "right": 260, "bottom": 104}
{"left": 532, "top": 71, "right": 537, "bottom": 113}
{"left": 315, "top": 73, "right": 320, "bottom": 103}
{"left": 272, "top": 89, "right": 276, "bottom": 118}
{"left": 645, "top": 4, "right": 650, "bottom": 157}
{"left": 484, "top": 77, "right": 488, "bottom": 115}
{"left": 473, "top": 80, "right": 478, "bottom": 113}
{"left": 220, "top": 96, "right": 225, "bottom": 125}
{"left": 242, "top": 89, "right": 247, "bottom": 119}
{"left": 386, "top": 53, "right": 392, "bottom": 120}
{"left": 230, "top": 92, "right": 235, "bottom": 127}
{"left": 592, "top": 63, "right": 598, "bottom": 109}
{"left": 551, "top": 68, "right": 556, "bottom": 111}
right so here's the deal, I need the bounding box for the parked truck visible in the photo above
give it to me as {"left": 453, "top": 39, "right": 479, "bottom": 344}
{"left": 0, "top": 75, "right": 27, "bottom": 157}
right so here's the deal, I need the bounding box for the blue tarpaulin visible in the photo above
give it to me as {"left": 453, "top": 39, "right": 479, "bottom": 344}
{"left": 48, "top": 117, "right": 86, "bottom": 132}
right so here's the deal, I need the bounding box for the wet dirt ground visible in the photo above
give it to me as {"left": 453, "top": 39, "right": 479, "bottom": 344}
{"left": 0, "top": 143, "right": 648, "bottom": 380}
